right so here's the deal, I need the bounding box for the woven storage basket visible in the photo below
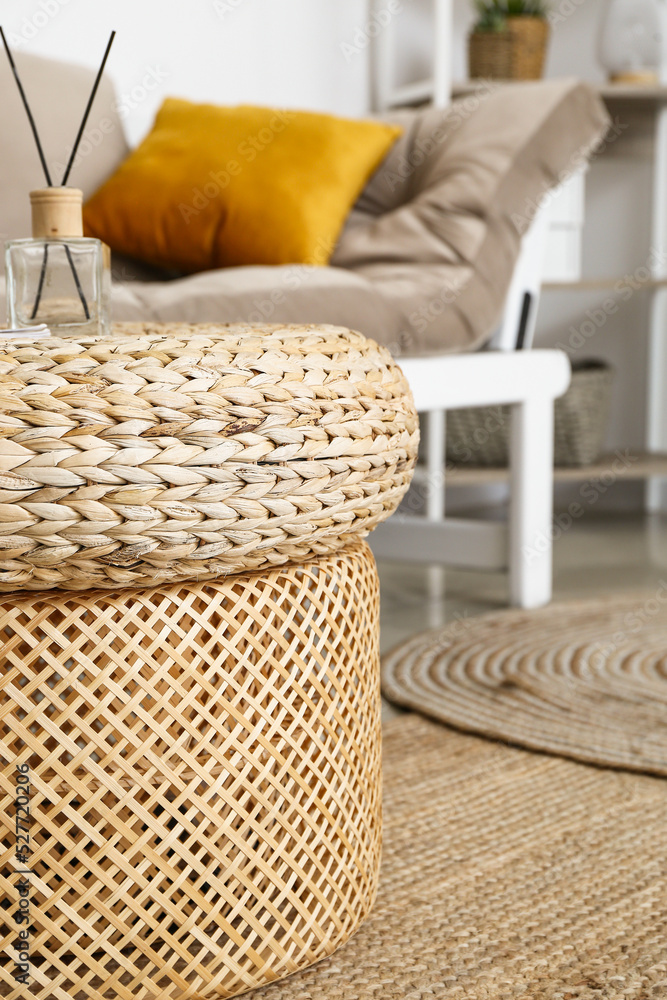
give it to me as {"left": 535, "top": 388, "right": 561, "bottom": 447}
{"left": 445, "top": 360, "right": 614, "bottom": 468}
{"left": 0, "top": 322, "right": 418, "bottom": 592}
{"left": 0, "top": 541, "right": 382, "bottom": 1000}
{"left": 469, "top": 17, "right": 549, "bottom": 80}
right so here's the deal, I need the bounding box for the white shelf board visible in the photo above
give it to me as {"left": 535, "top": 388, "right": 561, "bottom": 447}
{"left": 412, "top": 452, "right": 667, "bottom": 488}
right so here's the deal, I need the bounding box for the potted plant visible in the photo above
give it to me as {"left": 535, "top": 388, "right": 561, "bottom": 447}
{"left": 469, "top": 0, "right": 550, "bottom": 81}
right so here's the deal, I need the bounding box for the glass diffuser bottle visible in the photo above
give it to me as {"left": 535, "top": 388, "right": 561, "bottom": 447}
{"left": 5, "top": 187, "right": 110, "bottom": 337}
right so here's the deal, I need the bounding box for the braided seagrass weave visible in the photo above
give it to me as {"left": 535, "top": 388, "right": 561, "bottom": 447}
{"left": 382, "top": 592, "right": 667, "bottom": 776}
{"left": 0, "top": 322, "right": 418, "bottom": 592}
{"left": 0, "top": 542, "right": 381, "bottom": 1000}
{"left": 248, "top": 715, "right": 667, "bottom": 1000}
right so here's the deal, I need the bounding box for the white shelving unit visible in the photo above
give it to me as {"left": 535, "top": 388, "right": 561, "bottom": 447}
{"left": 373, "top": 9, "right": 667, "bottom": 505}
{"left": 373, "top": 0, "right": 453, "bottom": 111}
{"left": 542, "top": 86, "right": 667, "bottom": 509}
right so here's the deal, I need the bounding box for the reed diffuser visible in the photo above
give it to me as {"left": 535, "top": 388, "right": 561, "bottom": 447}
{"left": 2, "top": 29, "right": 115, "bottom": 337}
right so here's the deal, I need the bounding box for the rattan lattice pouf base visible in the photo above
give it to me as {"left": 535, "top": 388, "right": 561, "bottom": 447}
{"left": 0, "top": 541, "right": 382, "bottom": 1000}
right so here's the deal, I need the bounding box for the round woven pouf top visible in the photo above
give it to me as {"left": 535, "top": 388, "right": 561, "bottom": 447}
{"left": 0, "top": 322, "right": 418, "bottom": 591}
{"left": 382, "top": 592, "right": 667, "bottom": 776}
{"left": 0, "top": 541, "right": 382, "bottom": 1000}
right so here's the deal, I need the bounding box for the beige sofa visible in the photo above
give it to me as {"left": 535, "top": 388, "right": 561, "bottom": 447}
{"left": 0, "top": 55, "right": 609, "bottom": 355}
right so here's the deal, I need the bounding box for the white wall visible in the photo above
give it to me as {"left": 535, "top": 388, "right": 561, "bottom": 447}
{"left": 2, "top": 0, "right": 372, "bottom": 145}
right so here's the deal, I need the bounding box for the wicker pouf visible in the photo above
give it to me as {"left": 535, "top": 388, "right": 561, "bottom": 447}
{"left": 0, "top": 322, "right": 418, "bottom": 592}
{"left": 0, "top": 323, "right": 416, "bottom": 999}
{"left": 0, "top": 542, "right": 382, "bottom": 1000}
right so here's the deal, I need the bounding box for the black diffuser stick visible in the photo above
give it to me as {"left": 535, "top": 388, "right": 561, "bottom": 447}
{"left": 1, "top": 29, "right": 115, "bottom": 323}
{"left": 0, "top": 28, "right": 87, "bottom": 320}
{"left": 54, "top": 30, "right": 116, "bottom": 320}
{"left": 0, "top": 25, "right": 52, "bottom": 186}
{"left": 62, "top": 31, "right": 116, "bottom": 186}
{"left": 0, "top": 27, "right": 58, "bottom": 320}
{"left": 64, "top": 246, "right": 90, "bottom": 319}
{"left": 30, "top": 244, "right": 89, "bottom": 320}
{"left": 30, "top": 243, "right": 49, "bottom": 319}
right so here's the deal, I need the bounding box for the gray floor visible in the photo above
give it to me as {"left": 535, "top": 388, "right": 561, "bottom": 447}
{"left": 377, "top": 512, "right": 667, "bottom": 720}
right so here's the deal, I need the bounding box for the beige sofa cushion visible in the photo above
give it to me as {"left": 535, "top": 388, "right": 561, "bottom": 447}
{"left": 109, "top": 265, "right": 403, "bottom": 341}
{"left": 0, "top": 53, "right": 128, "bottom": 247}
{"left": 332, "top": 79, "right": 610, "bottom": 355}
{"left": 0, "top": 264, "right": 404, "bottom": 344}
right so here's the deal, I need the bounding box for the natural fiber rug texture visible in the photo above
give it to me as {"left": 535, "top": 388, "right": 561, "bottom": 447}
{"left": 252, "top": 714, "right": 667, "bottom": 1000}
{"left": 382, "top": 593, "right": 667, "bottom": 776}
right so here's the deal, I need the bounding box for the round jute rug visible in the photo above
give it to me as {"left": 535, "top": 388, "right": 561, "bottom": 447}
{"left": 382, "top": 592, "right": 667, "bottom": 776}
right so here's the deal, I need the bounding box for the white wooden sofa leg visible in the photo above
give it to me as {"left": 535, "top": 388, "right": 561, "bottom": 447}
{"left": 426, "top": 410, "right": 446, "bottom": 522}
{"left": 373, "top": 350, "right": 569, "bottom": 607}
{"left": 426, "top": 409, "right": 446, "bottom": 608}
{"left": 509, "top": 398, "right": 555, "bottom": 609}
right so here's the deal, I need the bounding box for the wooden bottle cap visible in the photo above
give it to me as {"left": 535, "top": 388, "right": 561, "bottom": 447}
{"left": 30, "top": 187, "right": 84, "bottom": 239}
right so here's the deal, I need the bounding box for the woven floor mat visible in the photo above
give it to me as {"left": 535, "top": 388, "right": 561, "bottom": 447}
{"left": 252, "top": 714, "right": 667, "bottom": 1000}
{"left": 382, "top": 593, "right": 667, "bottom": 776}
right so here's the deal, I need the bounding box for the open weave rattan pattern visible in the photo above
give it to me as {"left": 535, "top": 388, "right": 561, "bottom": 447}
{"left": 0, "top": 542, "right": 382, "bottom": 1000}
{"left": 0, "top": 322, "right": 418, "bottom": 592}
{"left": 248, "top": 714, "right": 667, "bottom": 1000}
{"left": 382, "top": 593, "right": 667, "bottom": 776}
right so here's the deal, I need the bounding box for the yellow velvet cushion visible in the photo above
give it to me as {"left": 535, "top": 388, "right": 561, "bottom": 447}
{"left": 83, "top": 99, "right": 402, "bottom": 273}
